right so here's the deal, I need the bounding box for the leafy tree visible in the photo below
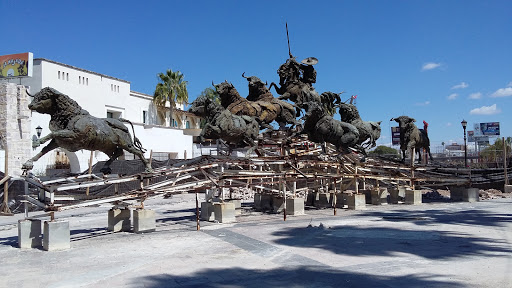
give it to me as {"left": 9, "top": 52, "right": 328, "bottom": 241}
{"left": 153, "top": 69, "right": 189, "bottom": 125}
{"left": 480, "top": 137, "right": 511, "bottom": 164}
{"left": 369, "top": 145, "right": 399, "bottom": 157}
{"left": 199, "top": 87, "right": 220, "bottom": 105}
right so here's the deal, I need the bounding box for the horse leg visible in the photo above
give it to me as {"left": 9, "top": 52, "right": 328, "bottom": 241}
{"left": 23, "top": 139, "right": 59, "bottom": 170}
{"left": 100, "top": 148, "right": 124, "bottom": 175}
{"left": 125, "top": 145, "right": 152, "bottom": 173}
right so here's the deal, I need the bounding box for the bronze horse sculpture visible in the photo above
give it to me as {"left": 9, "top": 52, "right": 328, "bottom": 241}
{"left": 189, "top": 94, "right": 260, "bottom": 156}
{"left": 214, "top": 80, "right": 298, "bottom": 131}
{"left": 23, "top": 87, "right": 152, "bottom": 174}
{"left": 338, "top": 102, "right": 382, "bottom": 149}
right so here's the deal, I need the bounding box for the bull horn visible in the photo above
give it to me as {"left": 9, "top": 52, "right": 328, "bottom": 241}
{"left": 212, "top": 80, "right": 215, "bottom": 86}
{"left": 242, "top": 72, "right": 248, "bottom": 79}
{"left": 26, "top": 90, "right": 33, "bottom": 97}
{"left": 265, "top": 81, "right": 268, "bottom": 86}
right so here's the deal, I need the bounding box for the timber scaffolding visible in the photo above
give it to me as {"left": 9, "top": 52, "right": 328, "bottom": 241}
{"left": 19, "top": 134, "right": 471, "bottom": 215}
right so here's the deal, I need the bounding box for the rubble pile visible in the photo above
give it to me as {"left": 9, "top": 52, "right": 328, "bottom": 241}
{"left": 479, "top": 189, "right": 510, "bottom": 200}
{"left": 422, "top": 190, "right": 449, "bottom": 200}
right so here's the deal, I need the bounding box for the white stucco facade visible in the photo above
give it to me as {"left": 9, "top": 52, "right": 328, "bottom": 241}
{"left": 1, "top": 58, "right": 201, "bottom": 175}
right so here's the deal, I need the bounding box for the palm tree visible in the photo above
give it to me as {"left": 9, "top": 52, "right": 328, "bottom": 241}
{"left": 153, "top": 69, "right": 189, "bottom": 126}
{"left": 199, "top": 87, "right": 220, "bottom": 105}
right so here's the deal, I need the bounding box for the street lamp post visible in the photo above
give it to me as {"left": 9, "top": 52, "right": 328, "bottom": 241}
{"left": 36, "top": 126, "right": 42, "bottom": 138}
{"left": 461, "top": 120, "right": 467, "bottom": 167}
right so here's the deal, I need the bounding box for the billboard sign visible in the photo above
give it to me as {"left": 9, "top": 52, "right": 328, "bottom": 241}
{"left": 474, "top": 135, "right": 489, "bottom": 146}
{"left": 0, "top": 52, "right": 33, "bottom": 78}
{"left": 479, "top": 122, "right": 500, "bottom": 136}
{"left": 467, "top": 131, "right": 474, "bottom": 142}
{"left": 391, "top": 127, "right": 400, "bottom": 146}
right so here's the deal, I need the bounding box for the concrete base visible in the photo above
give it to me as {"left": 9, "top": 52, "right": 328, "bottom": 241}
{"left": 286, "top": 198, "right": 305, "bottom": 215}
{"left": 450, "top": 187, "right": 479, "bottom": 202}
{"left": 306, "top": 192, "right": 315, "bottom": 206}
{"left": 272, "top": 195, "right": 285, "bottom": 213}
{"left": 107, "top": 208, "right": 131, "bottom": 232}
{"left": 335, "top": 193, "right": 345, "bottom": 208}
{"left": 398, "top": 186, "right": 407, "bottom": 198}
{"left": 254, "top": 194, "right": 262, "bottom": 210}
{"left": 371, "top": 188, "right": 389, "bottom": 205}
{"left": 260, "top": 194, "right": 273, "bottom": 211}
{"left": 226, "top": 199, "right": 242, "bottom": 215}
{"left": 388, "top": 188, "right": 400, "bottom": 204}
{"left": 314, "top": 193, "right": 331, "bottom": 208}
{"left": 200, "top": 202, "right": 215, "bottom": 221}
{"left": 361, "top": 189, "right": 372, "bottom": 204}
{"left": 346, "top": 194, "right": 366, "bottom": 210}
{"left": 43, "top": 220, "right": 70, "bottom": 251}
{"left": 213, "top": 202, "right": 236, "bottom": 223}
{"left": 133, "top": 209, "right": 156, "bottom": 233}
{"left": 504, "top": 185, "right": 512, "bottom": 193}
{"left": 405, "top": 190, "right": 422, "bottom": 205}
{"left": 18, "top": 219, "right": 42, "bottom": 249}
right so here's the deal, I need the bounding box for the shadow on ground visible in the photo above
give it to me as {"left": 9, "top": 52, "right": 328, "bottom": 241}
{"left": 271, "top": 224, "right": 512, "bottom": 260}
{"left": 136, "top": 266, "right": 464, "bottom": 288}
{"left": 366, "top": 207, "right": 512, "bottom": 228}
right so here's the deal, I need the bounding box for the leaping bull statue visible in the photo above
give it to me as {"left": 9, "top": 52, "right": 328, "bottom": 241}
{"left": 391, "top": 115, "right": 433, "bottom": 164}
{"left": 22, "top": 87, "right": 152, "bottom": 174}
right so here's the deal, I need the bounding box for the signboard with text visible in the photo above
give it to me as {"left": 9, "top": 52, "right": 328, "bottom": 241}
{"left": 391, "top": 127, "right": 400, "bottom": 146}
{"left": 467, "top": 131, "right": 474, "bottom": 142}
{"left": 473, "top": 122, "right": 500, "bottom": 136}
{"left": 0, "top": 52, "right": 33, "bottom": 78}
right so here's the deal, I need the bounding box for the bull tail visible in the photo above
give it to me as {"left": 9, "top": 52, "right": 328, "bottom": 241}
{"left": 120, "top": 118, "right": 147, "bottom": 153}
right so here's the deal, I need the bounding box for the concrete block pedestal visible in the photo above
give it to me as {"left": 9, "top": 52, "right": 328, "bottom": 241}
{"left": 314, "top": 193, "right": 331, "bottom": 208}
{"left": 43, "top": 220, "right": 70, "bottom": 251}
{"left": 361, "top": 189, "right": 372, "bottom": 204}
{"left": 254, "top": 193, "right": 262, "bottom": 210}
{"left": 226, "top": 199, "right": 242, "bottom": 215}
{"left": 450, "top": 187, "right": 479, "bottom": 202}
{"left": 18, "top": 219, "right": 42, "bottom": 249}
{"left": 107, "top": 208, "right": 131, "bottom": 232}
{"left": 272, "top": 196, "right": 285, "bottom": 213}
{"left": 200, "top": 202, "right": 215, "bottom": 221}
{"left": 346, "top": 194, "right": 366, "bottom": 210}
{"left": 133, "top": 209, "right": 156, "bottom": 233}
{"left": 286, "top": 198, "right": 304, "bottom": 215}
{"left": 371, "top": 188, "right": 389, "bottom": 205}
{"left": 213, "top": 202, "right": 236, "bottom": 223}
{"left": 504, "top": 185, "right": 512, "bottom": 193}
{"left": 389, "top": 188, "right": 400, "bottom": 204}
{"left": 405, "top": 190, "right": 422, "bottom": 205}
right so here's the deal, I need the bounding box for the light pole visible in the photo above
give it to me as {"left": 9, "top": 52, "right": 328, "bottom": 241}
{"left": 461, "top": 119, "right": 467, "bottom": 167}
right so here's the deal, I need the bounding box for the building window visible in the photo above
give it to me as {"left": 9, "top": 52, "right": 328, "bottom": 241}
{"left": 143, "top": 111, "right": 147, "bottom": 124}
{"left": 58, "top": 71, "right": 60, "bottom": 79}
{"left": 107, "top": 112, "right": 113, "bottom": 118}
{"left": 66, "top": 73, "right": 69, "bottom": 81}
{"left": 86, "top": 78, "right": 88, "bottom": 86}
{"left": 186, "top": 121, "right": 190, "bottom": 129}
{"left": 79, "top": 76, "right": 81, "bottom": 84}
{"left": 107, "top": 110, "right": 122, "bottom": 119}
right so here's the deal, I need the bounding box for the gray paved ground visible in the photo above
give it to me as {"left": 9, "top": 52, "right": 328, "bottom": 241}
{"left": 0, "top": 195, "right": 511, "bottom": 287}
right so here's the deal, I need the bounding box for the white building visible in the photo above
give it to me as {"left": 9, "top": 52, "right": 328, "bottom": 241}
{"left": 1, "top": 58, "right": 201, "bottom": 175}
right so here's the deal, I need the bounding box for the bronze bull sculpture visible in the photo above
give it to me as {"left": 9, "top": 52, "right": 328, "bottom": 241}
{"left": 23, "top": 87, "right": 152, "bottom": 174}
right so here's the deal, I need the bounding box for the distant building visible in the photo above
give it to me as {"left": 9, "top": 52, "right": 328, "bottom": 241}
{"left": 1, "top": 58, "right": 201, "bottom": 175}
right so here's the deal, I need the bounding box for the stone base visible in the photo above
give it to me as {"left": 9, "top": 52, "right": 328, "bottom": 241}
{"left": 226, "top": 199, "right": 241, "bottom": 209}
{"left": 405, "top": 190, "right": 422, "bottom": 205}
{"left": 133, "top": 209, "right": 156, "bottom": 233}
{"left": 213, "top": 202, "right": 236, "bottom": 223}
{"left": 335, "top": 193, "right": 346, "bottom": 208}
{"left": 286, "top": 198, "right": 304, "bottom": 215}
{"left": 314, "top": 193, "right": 331, "bottom": 208}
{"left": 504, "top": 185, "right": 512, "bottom": 193}
{"left": 43, "top": 220, "right": 70, "bottom": 251}
{"left": 107, "top": 208, "right": 131, "bottom": 232}
{"left": 450, "top": 187, "right": 479, "bottom": 202}
{"left": 388, "top": 188, "right": 400, "bottom": 204}
{"left": 260, "top": 194, "right": 273, "bottom": 211}
{"left": 306, "top": 192, "right": 315, "bottom": 206}
{"left": 371, "top": 188, "right": 389, "bottom": 205}
{"left": 200, "top": 202, "right": 215, "bottom": 221}
{"left": 346, "top": 194, "right": 366, "bottom": 210}
{"left": 272, "top": 195, "right": 285, "bottom": 213}
{"left": 18, "top": 219, "right": 42, "bottom": 249}
{"left": 360, "top": 189, "right": 372, "bottom": 204}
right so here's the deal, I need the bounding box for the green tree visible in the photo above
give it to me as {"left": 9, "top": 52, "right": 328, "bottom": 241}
{"left": 369, "top": 145, "right": 399, "bottom": 158}
{"left": 199, "top": 87, "right": 220, "bottom": 105}
{"left": 153, "top": 69, "right": 189, "bottom": 125}
{"left": 480, "top": 137, "right": 511, "bottom": 165}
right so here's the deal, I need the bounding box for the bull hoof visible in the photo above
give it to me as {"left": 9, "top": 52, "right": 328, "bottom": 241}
{"left": 100, "top": 167, "right": 112, "bottom": 175}
{"left": 22, "top": 161, "right": 34, "bottom": 170}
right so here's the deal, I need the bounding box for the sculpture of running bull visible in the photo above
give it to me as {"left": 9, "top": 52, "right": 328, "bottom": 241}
{"left": 23, "top": 87, "right": 152, "bottom": 174}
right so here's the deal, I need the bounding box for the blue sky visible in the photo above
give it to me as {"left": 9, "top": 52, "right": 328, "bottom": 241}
{"left": 2, "top": 0, "right": 511, "bottom": 150}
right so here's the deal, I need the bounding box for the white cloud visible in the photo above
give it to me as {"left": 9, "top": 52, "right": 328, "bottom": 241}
{"left": 415, "top": 101, "right": 430, "bottom": 106}
{"left": 447, "top": 93, "right": 458, "bottom": 100}
{"left": 490, "top": 87, "right": 512, "bottom": 97}
{"left": 507, "top": 81, "right": 512, "bottom": 87}
{"left": 469, "top": 104, "right": 501, "bottom": 115}
{"left": 451, "top": 82, "right": 468, "bottom": 89}
{"left": 468, "top": 92, "right": 482, "bottom": 99}
{"left": 446, "top": 122, "right": 452, "bottom": 127}
{"left": 421, "top": 62, "right": 441, "bottom": 71}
